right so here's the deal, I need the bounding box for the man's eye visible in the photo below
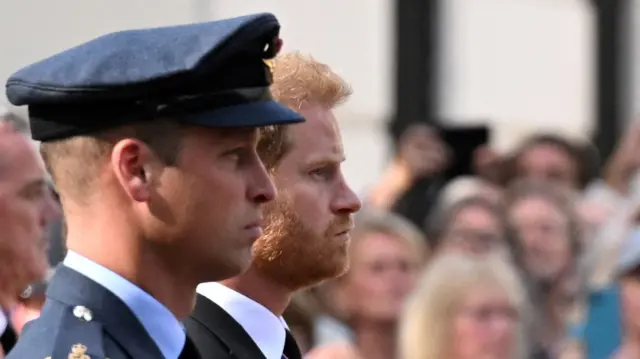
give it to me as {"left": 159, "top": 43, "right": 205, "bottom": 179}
{"left": 310, "top": 167, "right": 333, "bottom": 180}
{"left": 224, "top": 148, "right": 246, "bottom": 159}
{"left": 21, "top": 185, "right": 45, "bottom": 201}
{"left": 310, "top": 168, "right": 325, "bottom": 176}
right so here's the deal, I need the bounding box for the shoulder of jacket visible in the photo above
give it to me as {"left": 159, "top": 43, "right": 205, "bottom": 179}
{"left": 46, "top": 304, "right": 107, "bottom": 359}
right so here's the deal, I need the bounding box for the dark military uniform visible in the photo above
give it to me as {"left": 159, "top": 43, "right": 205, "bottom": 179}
{"left": 4, "top": 12, "right": 303, "bottom": 359}
{"left": 13, "top": 266, "right": 162, "bottom": 359}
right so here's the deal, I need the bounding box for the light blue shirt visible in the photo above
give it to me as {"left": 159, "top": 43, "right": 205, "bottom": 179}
{"left": 64, "top": 250, "right": 185, "bottom": 359}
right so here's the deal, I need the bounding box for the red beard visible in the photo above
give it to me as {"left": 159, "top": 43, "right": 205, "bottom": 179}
{"left": 251, "top": 198, "right": 352, "bottom": 290}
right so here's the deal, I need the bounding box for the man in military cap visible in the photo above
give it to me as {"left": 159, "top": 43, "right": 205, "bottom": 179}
{"left": 5, "top": 13, "right": 303, "bottom": 359}
{"left": 185, "top": 53, "right": 361, "bottom": 359}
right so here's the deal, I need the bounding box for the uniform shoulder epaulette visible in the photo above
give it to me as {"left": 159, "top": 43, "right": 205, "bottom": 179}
{"left": 46, "top": 305, "right": 108, "bottom": 359}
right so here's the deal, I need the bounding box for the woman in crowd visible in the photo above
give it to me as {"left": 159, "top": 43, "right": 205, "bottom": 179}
{"left": 307, "top": 210, "right": 429, "bottom": 359}
{"left": 601, "top": 230, "right": 640, "bottom": 359}
{"left": 427, "top": 196, "right": 512, "bottom": 257}
{"left": 505, "top": 180, "right": 583, "bottom": 359}
{"left": 504, "top": 134, "right": 590, "bottom": 191}
{"left": 400, "top": 252, "right": 530, "bottom": 359}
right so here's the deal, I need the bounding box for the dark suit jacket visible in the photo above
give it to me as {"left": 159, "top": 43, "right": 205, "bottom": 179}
{"left": 185, "top": 294, "right": 267, "bottom": 359}
{"left": 7, "top": 265, "right": 165, "bottom": 359}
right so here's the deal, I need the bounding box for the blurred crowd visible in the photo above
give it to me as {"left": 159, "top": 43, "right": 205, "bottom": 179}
{"left": 286, "top": 121, "right": 640, "bottom": 359}
{"left": 2, "top": 101, "right": 640, "bottom": 359}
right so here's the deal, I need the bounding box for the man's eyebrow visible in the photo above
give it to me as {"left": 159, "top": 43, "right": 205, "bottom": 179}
{"left": 307, "top": 154, "right": 346, "bottom": 167}
{"left": 208, "top": 128, "right": 258, "bottom": 147}
{"left": 20, "top": 178, "right": 47, "bottom": 192}
{"left": 218, "top": 127, "right": 257, "bottom": 140}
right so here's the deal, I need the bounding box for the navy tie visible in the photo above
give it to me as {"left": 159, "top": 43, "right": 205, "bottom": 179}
{"left": 179, "top": 335, "right": 200, "bottom": 359}
{"left": 282, "top": 330, "right": 301, "bottom": 359}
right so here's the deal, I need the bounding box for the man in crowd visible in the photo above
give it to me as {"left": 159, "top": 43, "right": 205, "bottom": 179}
{"left": 186, "top": 52, "right": 362, "bottom": 359}
{"left": 0, "top": 116, "right": 60, "bottom": 356}
{"left": 5, "top": 13, "right": 303, "bottom": 359}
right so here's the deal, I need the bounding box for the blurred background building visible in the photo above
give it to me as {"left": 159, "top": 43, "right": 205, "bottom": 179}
{"left": 0, "top": 0, "right": 634, "bottom": 194}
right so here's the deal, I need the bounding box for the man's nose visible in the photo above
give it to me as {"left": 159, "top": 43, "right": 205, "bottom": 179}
{"left": 330, "top": 178, "right": 362, "bottom": 214}
{"left": 247, "top": 160, "right": 276, "bottom": 204}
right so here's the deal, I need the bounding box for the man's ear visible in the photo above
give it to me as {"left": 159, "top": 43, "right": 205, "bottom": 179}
{"left": 111, "top": 139, "right": 156, "bottom": 202}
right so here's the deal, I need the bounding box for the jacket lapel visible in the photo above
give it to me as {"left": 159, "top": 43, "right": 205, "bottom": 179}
{"left": 47, "top": 265, "right": 165, "bottom": 359}
{"left": 190, "top": 294, "right": 266, "bottom": 359}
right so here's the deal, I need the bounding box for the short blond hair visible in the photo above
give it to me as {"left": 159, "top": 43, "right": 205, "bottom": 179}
{"left": 258, "top": 52, "right": 351, "bottom": 170}
{"left": 400, "top": 253, "right": 530, "bottom": 359}
{"left": 41, "top": 119, "right": 183, "bottom": 204}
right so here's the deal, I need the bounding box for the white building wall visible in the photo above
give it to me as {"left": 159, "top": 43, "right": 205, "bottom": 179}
{"left": 438, "top": 0, "right": 596, "bottom": 152}
{"left": 0, "top": 0, "right": 598, "bottom": 194}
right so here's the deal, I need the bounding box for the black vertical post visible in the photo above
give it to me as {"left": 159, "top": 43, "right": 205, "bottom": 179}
{"left": 390, "top": 0, "right": 440, "bottom": 144}
{"left": 593, "top": 0, "right": 630, "bottom": 162}
{"left": 388, "top": 0, "right": 442, "bottom": 231}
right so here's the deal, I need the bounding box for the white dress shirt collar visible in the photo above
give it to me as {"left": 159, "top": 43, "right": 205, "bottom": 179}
{"left": 64, "top": 250, "right": 186, "bottom": 359}
{"left": 0, "top": 309, "right": 7, "bottom": 336}
{"left": 197, "top": 282, "right": 288, "bottom": 359}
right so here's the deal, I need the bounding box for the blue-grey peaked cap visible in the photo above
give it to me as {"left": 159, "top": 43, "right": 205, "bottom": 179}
{"left": 5, "top": 12, "right": 304, "bottom": 142}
